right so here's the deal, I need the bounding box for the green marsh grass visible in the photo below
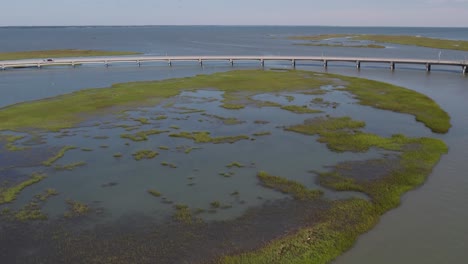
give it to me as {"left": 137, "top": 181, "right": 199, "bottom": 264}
{"left": 257, "top": 171, "right": 322, "bottom": 200}
{"left": 280, "top": 105, "right": 322, "bottom": 114}
{"left": 132, "top": 150, "right": 158, "bottom": 161}
{"left": 0, "top": 49, "right": 141, "bottom": 61}
{"left": 42, "top": 146, "right": 77, "bottom": 166}
{"left": 0, "top": 173, "right": 46, "bottom": 204}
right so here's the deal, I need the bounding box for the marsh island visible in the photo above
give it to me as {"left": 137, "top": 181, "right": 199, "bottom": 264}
{"left": 0, "top": 69, "right": 449, "bottom": 263}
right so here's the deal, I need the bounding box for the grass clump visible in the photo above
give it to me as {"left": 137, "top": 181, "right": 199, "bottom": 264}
{"left": 113, "top": 152, "right": 123, "bottom": 158}
{"left": 253, "top": 131, "right": 271, "bottom": 137}
{"left": 280, "top": 105, "right": 322, "bottom": 114}
{"left": 14, "top": 202, "right": 48, "bottom": 222}
{"left": 64, "top": 200, "right": 90, "bottom": 218}
{"left": 210, "top": 201, "right": 221, "bottom": 208}
{"left": 172, "top": 204, "right": 199, "bottom": 225}
{"left": 161, "top": 161, "right": 177, "bottom": 168}
{"left": 226, "top": 162, "right": 244, "bottom": 168}
{"left": 0, "top": 173, "right": 47, "bottom": 204}
{"left": 1, "top": 134, "right": 28, "bottom": 151}
{"left": 148, "top": 189, "right": 161, "bottom": 197}
{"left": 219, "top": 172, "right": 235, "bottom": 178}
{"left": 132, "top": 150, "right": 158, "bottom": 161}
{"left": 257, "top": 171, "right": 322, "bottom": 200}
{"left": 169, "top": 131, "right": 249, "bottom": 144}
{"left": 35, "top": 188, "right": 59, "bottom": 201}
{"left": 202, "top": 113, "right": 244, "bottom": 125}
{"left": 286, "top": 116, "right": 419, "bottom": 152}
{"left": 158, "top": 146, "right": 169, "bottom": 150}
{"left": 121, "top": 129, "right": 169, "bottom": 141}
{"left": 54, "top": 161, "right": 87, "bottom": 171}
{"left": 0, "top": 49, "right": 140, "bottom": 61}
{"left": 154, "top": 115, "right": 168, "bottom": 120}
{"left": 221, "top": 103, "right": 245, "bottom": 110}
{"left": 42, "top": 146, "right": 77, "bottom": 166}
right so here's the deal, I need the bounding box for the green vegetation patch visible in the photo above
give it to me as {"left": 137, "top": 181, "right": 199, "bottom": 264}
{"left": 0, "top": 134, "right": 28, "bottom": 151}
{"left": 64, "top": 200, "right": 90, "bottom": 218}
{"left": 353, "top": 35, "right": 468, "bottom": 51}
{"left": 290, "top": 34, "right": 468, "bottom": 51}
{"left": 0, "top": 173, "right": 47, "bottom": 204}
{"left": 54, "top": 161, "right": 87, "bottom": 171}
{"left": 0, "top": 70, "right": 447, "bottom": 133}
{"left": 318, "top": 137, "right": 448, "bottom": 214}
{"left": 226, "top": 162, "right": 244, "bottom": 168}
{"left": 0, "top": 49, "right": 141, "bottom": 61}
{"left": 295, "top": 43, "right": 385, "bottom": 49}
{"left": 132, "top": 150, "right": 158, "bottom": 161}
{"left": 337, "top": 75, "right": 451, "bottom": 133}
{"left": 201, "top": 113, "right": 245, "bottom": 125}
{"left": 42, "top": 146, "right": 77, "bottom": 166}
{"left": 14, "top": 202, "right": 48, "bottom": 222}
{"left": 285, "top": 116, "right": 425, "bottom": 152}
{"left": 169, "top": 131, "right": 249, "bottom": 144}
{"left": 121, "top": 129, "right": 169, "bottom": 142}
{"left": 172, "top": 204, "right": 200, "bottom": 225}
{"left": 253, "top": 131, "right": 271, "bottom": 137}
{"left": 148, "top": 189, "right": 161, "bottom": 197}
{"left": 161, "top": 161, "right": 177, "bottom": 168}
{"left": 257, "top": 171, "right": 322, "bottom": 200}
{"left": 281, "top": 105, "right": 322, "bottom": 114}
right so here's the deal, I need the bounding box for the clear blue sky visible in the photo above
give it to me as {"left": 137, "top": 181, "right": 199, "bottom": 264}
{"left": 2, "top": 0, "right": 468, "bottom": 27}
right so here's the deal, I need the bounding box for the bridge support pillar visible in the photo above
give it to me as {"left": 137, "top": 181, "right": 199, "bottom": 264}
{"left": 426, "top": 63, "right": 431, "bottom": 72}
{"left": 72, "top": 62, "right": 76, "bottom": 68}
{"left": 356, "top": 61, "right": 361, "bottom": 69}
{"left": 292, "top": 59, "right": 296, "bottom": 68}
{"left": 323, "top": 60, "right": 328, "bottom": 68}
{"left": 390, "top": 62, "right": 395, "bottom": 71}
{"left": 199, "top": 59, "right": 203, "bottom": 67}
{"left": 105, "top": 61, "right": 109, "bottom": 67}
{"left": 463, "top": 66, "right": 467, "bottom": 75}
{"left": 1, "top": 65, "right": 5, "bottom": 70}
{"left": 229, "top": 59, "right": 233, "bottom": 67}
{"left": 137, "top": 60, "right": 141, "bottom": 67}
{"left": 168, "top": 60, "right": 172, "bottom": 67}
{"left": 260, "top": 59, "right": 264, "bottom": 68}
{"left": 37, "top": 64, "right": 41, "bottom": 69}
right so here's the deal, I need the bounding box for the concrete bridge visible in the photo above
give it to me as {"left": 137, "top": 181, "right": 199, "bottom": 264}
{"left": 1, "top": 55, "right": 467, "bottom": 74}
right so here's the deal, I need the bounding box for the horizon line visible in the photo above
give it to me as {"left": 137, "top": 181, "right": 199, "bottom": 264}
{"left": 1, "top": 24, "right": 468, "bottom": 29}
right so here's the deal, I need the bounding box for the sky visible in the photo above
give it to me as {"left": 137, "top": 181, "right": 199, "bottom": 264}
{"left": 1, "top": 0, "right": 468, "bottom": 27}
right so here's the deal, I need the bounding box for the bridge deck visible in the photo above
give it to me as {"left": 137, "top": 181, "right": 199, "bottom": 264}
{"left": 1, "top": 56, "right": 467, "bottom": 73}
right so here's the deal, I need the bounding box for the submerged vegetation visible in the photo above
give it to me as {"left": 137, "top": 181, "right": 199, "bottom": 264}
{"left": 0, "top": 49, "right": 141, "bottom": 61}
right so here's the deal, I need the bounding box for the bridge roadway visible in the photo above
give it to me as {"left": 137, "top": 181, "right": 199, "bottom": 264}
{"left": 1, "top": 55, "right": 467, "bottom": 74}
